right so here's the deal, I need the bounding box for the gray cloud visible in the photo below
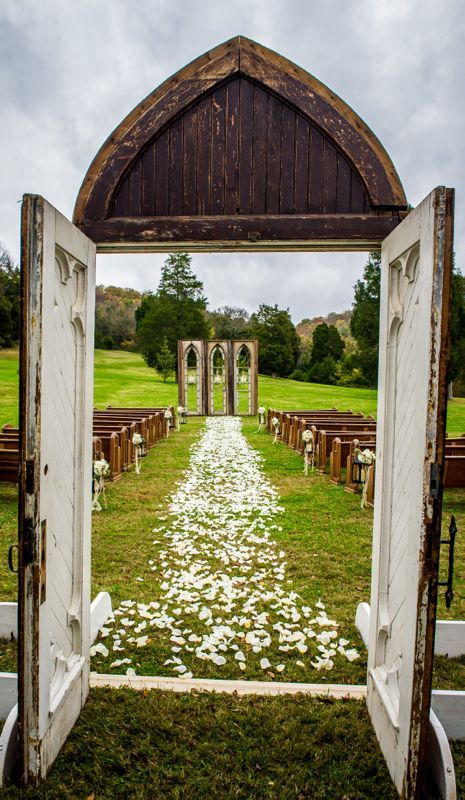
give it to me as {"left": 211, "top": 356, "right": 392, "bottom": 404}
{"left": 1, "top": 0, "right": 464, "bottom": 321}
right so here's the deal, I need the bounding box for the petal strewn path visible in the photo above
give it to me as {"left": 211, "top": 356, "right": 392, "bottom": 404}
{"left": 92, "top": 417, "right": 359, "bottom": 678}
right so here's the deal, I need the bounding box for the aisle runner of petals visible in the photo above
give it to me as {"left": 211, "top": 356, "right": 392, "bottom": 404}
{"left": 92, "top": 417, "right": 359, "bottom": 678}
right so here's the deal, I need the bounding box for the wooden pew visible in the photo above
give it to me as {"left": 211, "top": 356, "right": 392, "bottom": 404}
{"left": 93, "top": 423, "right": 132, "bottom": 472}
{"left": 316, "top": 427, "right": 377, "bottom": 473}
{"left": 444, "top": 457, "right": 465, "bottom": 489}
{"left": 345, "top": 439, "right": 377, "bottom": 502}
{"left": 0, "top": 448, "right": 19, "bottom": 484}
{"left": 330, "top": 436, "right": 376, "bottom": 485}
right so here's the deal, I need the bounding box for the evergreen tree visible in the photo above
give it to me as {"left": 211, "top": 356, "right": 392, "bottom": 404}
{"left": 449, "top": 264, "right": 465, "bottom": 396}
{"left": 249, "top": 304, "right": 300, "bottom": 377}
{"left": 0, "top": 244, "right": 20, "bottom": 348}
{"left": 136, "top": 253, "right": 209, "bottom": 371}
{"left": 350, "top": 252, "right": 381, "bottom": 386}
{"left": 156, "top": 337, "right": 176, "bottom": 382}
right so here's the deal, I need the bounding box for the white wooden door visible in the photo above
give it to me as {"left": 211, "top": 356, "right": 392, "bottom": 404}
{"left": 18, "top": 195, "right": 96, "bottom": 784}
{"left": 368, "top": 187, "right": 454, "bottom": 798}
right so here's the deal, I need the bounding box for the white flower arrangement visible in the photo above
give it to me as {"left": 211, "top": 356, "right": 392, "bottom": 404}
{"left": 213, "top": 375, "right": 222, "bottom": 385}
{"left": 93, "top": 459, "right": 111, "bottom": 479}
{"left": 302, "top": 429, "right": 313, "bottom": 446}
{"left": 132, "top": 432, "right": 144, "bottom": 447}
{"left": 239, "top": 374, "right": 248, "bottom": 384}
{"left": 177, "top": 405, "right": 185, "bottom": 415}
{"left": 257, "top": 406, "right": 266, "bottom": 431}
{"left": 187, "top": 376, "right": 196, "bottom": 385}
{"left": 355, "top": 448, "right": 376, "bottom": 465}
{"left": 92, "top": 458, "right": 110, "bottom": 511}
{"left": 271, "top": 417, "right": 280, "bottom": 429}
{"left": 164, "top": 408, "right": 173, "bottom": 420}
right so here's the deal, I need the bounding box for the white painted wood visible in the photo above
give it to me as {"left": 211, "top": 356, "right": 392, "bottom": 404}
{"left": 435, "top": 622, "right": 465, "bottom": 658}
{"left": 90, "top": 673, "right": 368, "bottom": 698}
{"left": 428, "top": 708, "right": 456, "bottom": 800}
{"left": 431, "top": 692, "right": 465, "bottom": 741}
{"left": 368, "top": 188, "right": 453, "bottom": 797}
{"left": 0, "top": 704, "right": 18, "bottom": 786}
{"left": 0, "top": 603, "right": 17, "bottom": 639}
{"left": 356, "top": 604, "right": 464, "bottom": 659}
{"left": 19, "top": 195, "right": 96, "bottom": 783}
{"left": 89, "top": 592, "right": 112, "bottom": 644}
{"left": 0, "top": 673, "right": 17, "bottom": 719}
{"left": 355, "top": 602, "right": 370, "bottom": 648}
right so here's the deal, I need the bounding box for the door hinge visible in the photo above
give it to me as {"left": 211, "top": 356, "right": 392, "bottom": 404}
{"left": 22, "top": 517, "right": 34, "bottom": 566}
{"left": 430, "top": 463, "right": 440, "bottom": 499}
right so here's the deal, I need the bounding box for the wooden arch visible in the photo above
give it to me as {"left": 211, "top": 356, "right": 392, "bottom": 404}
{"left": 73, "top": 36, "right": 407, "bottom": 251}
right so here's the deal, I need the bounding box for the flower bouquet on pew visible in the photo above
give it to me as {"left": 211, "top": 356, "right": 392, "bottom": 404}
{"left": 164, "top": 408, "right": 173, "bottom": 437}
{"left": 354, "top": 448, "right": 376, "bottom": 508}
{"left": 257, "top": 405, "right": 266, "bottom": 432}
{"left": 302, "top": 429, "right": 314, "bottom": 474}
{"left": 132, "top": 432, "right": 145, "bottom": 474}
{"left": 177, "top": 406, "right": 187, "bottom": 431}
{"left": 271, "top": 416, "right": 280, "bottom": 444}
{"left": 92, "top": 458, "right": 111, "bottom": 511}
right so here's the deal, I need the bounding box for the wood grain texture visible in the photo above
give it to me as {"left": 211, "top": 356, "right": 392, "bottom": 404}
{"left": 73, "top": 36, "right": 407, "bottom": 248}
{"left": 109, "top": 76, "right": 371, "bottom": 219}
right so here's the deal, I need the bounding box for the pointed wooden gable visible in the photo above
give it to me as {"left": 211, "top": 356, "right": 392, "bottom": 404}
{"left": 73, "top": 37, "right": 407, "bottom": 251}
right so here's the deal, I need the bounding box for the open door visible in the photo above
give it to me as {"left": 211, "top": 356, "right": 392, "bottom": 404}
{"left": 368, "top": 187, "right": 454, "bottom": 797}
{"left": 18, "top": 196, "right": 96, "bottom": 784}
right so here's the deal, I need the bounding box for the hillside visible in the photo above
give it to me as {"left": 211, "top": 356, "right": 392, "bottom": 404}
{"left": 296, "top": 309, "right": 352, "bottom": 341}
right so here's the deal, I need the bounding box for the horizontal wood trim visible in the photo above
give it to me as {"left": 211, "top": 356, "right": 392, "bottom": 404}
{"left": 79, "top": 213, "right": 402, "bottom": 251}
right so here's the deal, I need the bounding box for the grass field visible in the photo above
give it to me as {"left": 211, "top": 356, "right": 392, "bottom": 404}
{"left": 2, "top": 347, "right": 465, "bottom": 432}
{"left": 1, "top": 347, "right": 465, "bottom": 796}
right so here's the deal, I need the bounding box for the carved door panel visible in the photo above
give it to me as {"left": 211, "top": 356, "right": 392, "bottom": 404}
{"left": 368, "top": 188, "right": 454, "bottom": 797}
{"left": 18, "top": 195, "right": 96, "bottom": 783}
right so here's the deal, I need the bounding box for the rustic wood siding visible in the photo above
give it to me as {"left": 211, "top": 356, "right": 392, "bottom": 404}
{"left": 110, "top": 76, "right": 369, "bottom": 218}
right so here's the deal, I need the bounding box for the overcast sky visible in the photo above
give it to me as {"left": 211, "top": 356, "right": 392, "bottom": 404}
{"left": 1, "top": 0, "right": 464, "bottom": 322}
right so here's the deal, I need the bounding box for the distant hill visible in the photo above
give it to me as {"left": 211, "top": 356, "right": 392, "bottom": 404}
{"left": 296, "top": 310, "right": 353, "bottom": 343}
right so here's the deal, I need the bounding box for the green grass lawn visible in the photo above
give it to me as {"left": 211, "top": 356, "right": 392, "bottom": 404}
{"left": 1, "top": 347, "right": 465, "bottom": 796}
{"left": 2, "top": 347, "right": 465, "bottom": 432}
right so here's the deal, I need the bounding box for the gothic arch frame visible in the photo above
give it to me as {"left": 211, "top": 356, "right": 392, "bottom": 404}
{"left": 73, "top": 36, "right": 407, "bottom": 252}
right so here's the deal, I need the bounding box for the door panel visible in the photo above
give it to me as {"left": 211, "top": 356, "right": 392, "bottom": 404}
{"left": 18, "top": 195, "right": 96, "bottom": 783}
{"left": 368, "top": 187, "right": 454, "bottom": 797}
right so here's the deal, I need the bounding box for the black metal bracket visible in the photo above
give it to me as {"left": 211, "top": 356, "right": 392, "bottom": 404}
{"left": 8, "top": 544, "right": 18, "bottom": 573}
{"left": 438, "top": 515, "right": 457, "bottom": 609}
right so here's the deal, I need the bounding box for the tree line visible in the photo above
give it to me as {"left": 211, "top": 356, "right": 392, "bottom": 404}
{"left": 1, "top": 243, "right": 465, "bottom": 393}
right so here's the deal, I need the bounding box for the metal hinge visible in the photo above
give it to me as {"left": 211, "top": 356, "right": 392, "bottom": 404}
{"left": 22, "top": 517, "right": 34, "bottom": 566}
{"left": 430, "top": 463, "right": 440, "bottom": 499}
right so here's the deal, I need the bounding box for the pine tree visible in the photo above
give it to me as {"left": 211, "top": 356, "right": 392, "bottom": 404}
{"left": 136, "top": 253, "right": 209, "bottom": 372}
{"left": 156, "top": 337, "right": 176, "bottom": 382}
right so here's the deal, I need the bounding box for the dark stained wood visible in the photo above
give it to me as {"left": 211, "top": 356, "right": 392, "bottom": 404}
{"left": 141, "top": 146, "right": 155, "bottom": 216}
{"left": 238, "top": 78, "right": 254, "bottom": 215}
{"left": 224, "top": 80, "right": 239, "bottom": 214}
{"left": 154, "top": 129, "right": 169, "bottom": 216}
{"left": 210, "top": 86, "right": 226, "bottom": 213}
{"left": 280, "top": 104, "right": 295, "bottom": 214}
{"left": 169, "top": 118, "right": 183, "bottom": 216}
{"left": 182, "top": 106, "right": 197, "bottom": 214}
{"left": 75, "top": 36, "right": 407, "bottom": 248}
{"left": 197, "top": 97, "right": 211, "bottom": 215}
{"left": 308, "top": 127, "right": 323, "bottom": 213}
{"left": 294, "top": 114, "right": 309, "bottom": 214}
{"left": 251, "top": 84, "right": 268, "bottom": 214}
{"left": 266, "top": 94, "right": 281, "bottom": 214}
{"left": 109, "top": 74, "right": 376, "bottom": 220}
{"left": 84, "top": 214, "right": 402, "bottom": 250}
